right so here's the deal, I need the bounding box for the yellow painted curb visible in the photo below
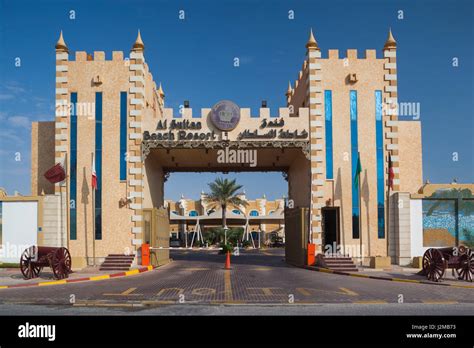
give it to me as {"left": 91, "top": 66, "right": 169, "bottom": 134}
{"left": 318, "top": 268, "right": 334, "bottom": 274}
{"left": 350, "top": 273, "right": 370, "bottom": 278}
{"left": 89, "top": 275, "right": 111, "bottom": 281}
{"left": 450, "top": 284, "right": 474, "bottom": 289}
{"left": 422, "top": 300, "right": 458, "bottom": 304}
{"left": 391, "top": 278, "right": 421, "bottom": 283}
{"left": 0, "top": 266, "right": 157, "bottom": 290}
{"left": 38, "top": 280, "right": 68, "bottom": 286}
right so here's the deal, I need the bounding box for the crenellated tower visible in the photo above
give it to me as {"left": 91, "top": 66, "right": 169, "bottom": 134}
{"left": 54, "top": 31, "right": 69, "bottom": 247}
{"left": 128, "top": 30, "right": 146, "bottom": 247}
{"left": 305, "top": 29, "right": 325, "bottom": 250}
{"left": 382, "top": 28, "right": 400, "bottom": 192}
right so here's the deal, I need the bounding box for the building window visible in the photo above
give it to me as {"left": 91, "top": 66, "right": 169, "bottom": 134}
{"left": 250, "top": 210, "right": 259, "bottom": 217}
{"left": 188, "top": 210, "right": 198, "bottom": 217}
{"left": 375, "top": 90, "right": 385, "bottom": 238}
{"left": 119, "top": 92, "right": 127, "bottom": 180}
{"left": 325, "top": 90, "right": 333, "bottom": 179}
{"left": 95, "top": 92, "right": 103, "bottom": 240}
{"left": 350, "top": 90, "right": 360, "bottom": 239}
{"left": 232, "top": 209, "right": 241, "bottom": 215}
{"left": 70, "top": 92, "right": 78, "bottom": 240}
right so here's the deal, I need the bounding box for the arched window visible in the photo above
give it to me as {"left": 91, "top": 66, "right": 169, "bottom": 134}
{"left": 249, "top": 210, "right": 259, "bottom": 216}
{"left": 232, "top": 209, "right": 241, "bottom": 215}
{"left": 188, "top": 210, "right": 198, "bottom": 217}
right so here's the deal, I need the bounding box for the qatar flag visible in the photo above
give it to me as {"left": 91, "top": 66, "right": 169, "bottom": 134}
{"left": 44, "top": 157, "right": 66, "bottom": 184}
{"left": 91, "top": 154, "right": 98, "bottom": 190}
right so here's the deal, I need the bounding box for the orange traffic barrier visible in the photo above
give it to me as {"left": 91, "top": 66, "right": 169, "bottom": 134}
{"left": 307, "top": 243, "right": 316, "bottom": 266}
{"left": 225, "top": 251, "right": 231, "bottom": 269}
{"left": 141, "top": 243, "right": 150, "bottom": 266}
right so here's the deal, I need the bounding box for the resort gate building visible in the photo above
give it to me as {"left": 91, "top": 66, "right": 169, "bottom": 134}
{"left": 24, "top": 29, "right": 427, "bottom": 268}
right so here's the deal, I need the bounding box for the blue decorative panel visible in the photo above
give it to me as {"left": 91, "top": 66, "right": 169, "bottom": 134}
{"left": 70, "top": 92, "right": 78, "bottom": 240}
{"left": 375, "top": 90, "right": 385, "bottom": 238}
{"left": 95, "top": 92, "right": 102, "bottom": 240}
{"left": 350, "top": 90, "right": 360, "bottom": 239}
{"left": 325, "top": 90, "right": 333, "bottom": 179}
{"left": 120, "top": 92, "right": 127, "bottom": 181}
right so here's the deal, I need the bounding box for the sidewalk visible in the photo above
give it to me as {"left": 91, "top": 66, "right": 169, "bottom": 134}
{"left": 0, "top": 265, "right": 154, "bottom": 288}
{"left": 306, "top": 265, "right": 474, "bottom": 288}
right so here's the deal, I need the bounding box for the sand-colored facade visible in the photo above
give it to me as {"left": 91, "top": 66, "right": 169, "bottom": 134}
{"left": 29, "top": 29, "right": 423, "bottom": 266}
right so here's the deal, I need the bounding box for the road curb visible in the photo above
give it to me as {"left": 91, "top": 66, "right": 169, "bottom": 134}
{"left": 0, "top": 265, "right": 155, "bottom": 290}
{"left": 302, "top": 265, "right": 474, "bottom": 289}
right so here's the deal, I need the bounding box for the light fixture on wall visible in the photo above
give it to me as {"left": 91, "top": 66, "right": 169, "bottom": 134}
{"left": 92, "top": 75, "right": 102, "bottom": 86}
{"left": 348, "top": 73, "right": 358, "bottom": 83}
{"left": 119, "top": 197, "right": 132, "bottom": 208}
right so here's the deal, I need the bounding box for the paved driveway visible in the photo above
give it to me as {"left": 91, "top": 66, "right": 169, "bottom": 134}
{"left": 0, "top": 249, "right": 472, "bottom": 314}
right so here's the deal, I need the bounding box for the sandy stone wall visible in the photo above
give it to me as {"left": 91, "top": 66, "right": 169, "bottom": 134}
{"left": 31, "top": 122, "right": 55, "bottom": 196}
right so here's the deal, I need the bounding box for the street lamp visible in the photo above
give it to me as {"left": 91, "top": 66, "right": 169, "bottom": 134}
{"left": 224, "top": 225, "right": 229, "bottom": 245}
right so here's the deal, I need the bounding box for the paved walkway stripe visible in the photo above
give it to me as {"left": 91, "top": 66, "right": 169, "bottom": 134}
{"left": 354, "top": 300, "right": 388, "bottom": 304}
{"left": 303, "top": 265, "right": 474, "bottom": 289}
{"left": 0, "top": 265, "right": 155, "bottom": 290}
{"left": 224, "top": 270, "right": 233, "bottom": 302}
{"left": 103, "top": 287, "right": 139, "bottom": 296}
{"left": 339, "top": 287, "right": 359, "bottom": 296}
{"left": 422, "top": 300, "right": 459, "bottom": 304}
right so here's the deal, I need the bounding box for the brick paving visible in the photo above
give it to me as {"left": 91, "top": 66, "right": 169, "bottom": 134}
{"left": 0, "top": 248, "right": 472, "bottom": 308}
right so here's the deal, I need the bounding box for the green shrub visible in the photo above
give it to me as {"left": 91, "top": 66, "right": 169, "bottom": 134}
{"left": 0, "top": 263, "right": 20, "bottom": 268}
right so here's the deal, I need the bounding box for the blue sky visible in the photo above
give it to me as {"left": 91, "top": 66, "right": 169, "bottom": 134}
{"left": 0, "top": 0, "right": 472, "bottom": 201}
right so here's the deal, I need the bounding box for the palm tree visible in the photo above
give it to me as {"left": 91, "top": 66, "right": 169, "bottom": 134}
{"left": 202, "top": 178, "right": 248, "bottom": 243}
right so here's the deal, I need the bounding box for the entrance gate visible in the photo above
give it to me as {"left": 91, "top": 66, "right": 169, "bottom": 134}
{"left": 284, "top": 207, "right": 309, "bottom": 266}
{"left": 143, "top": 207, "right": 170, "bottom": 266}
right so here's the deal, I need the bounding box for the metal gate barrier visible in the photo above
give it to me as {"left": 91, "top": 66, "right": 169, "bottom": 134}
{"left": 284, "top": 207, "right": 309, "bottom": 266}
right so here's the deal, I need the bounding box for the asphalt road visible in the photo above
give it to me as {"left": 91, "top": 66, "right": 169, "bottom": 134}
{"left": 0, "top": 249, "right": 473, "bottom": 315}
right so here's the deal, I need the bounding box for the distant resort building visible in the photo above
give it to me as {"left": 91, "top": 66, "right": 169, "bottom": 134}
{"left": 165, "top": 193, "right": 285, "bottom": 246}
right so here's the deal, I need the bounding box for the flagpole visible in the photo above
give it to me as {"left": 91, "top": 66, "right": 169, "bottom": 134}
{"left": 386, "top": 153, "right": 392, "bottom": 261}
{"left": 65, "top": 152, "right": 70, "bottom": 250}
{"left": 59, "top": 177, "right": 63, "bottom": 248}
{"left": 387, "top": 178, "right": 391, "bottom": 259}
{"left": 358, "top": 152, "right": 363, "bottom": 266}
{"left": 92, "top": 152, "right": 96, "bottom": 267}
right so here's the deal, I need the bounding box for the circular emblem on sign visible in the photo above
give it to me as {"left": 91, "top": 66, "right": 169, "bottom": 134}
{"left": 210, "top": 100, "right": 240, "bottom": 131}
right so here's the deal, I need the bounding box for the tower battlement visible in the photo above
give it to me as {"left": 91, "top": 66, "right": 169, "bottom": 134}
{"left": 161, "top": 107, "right": 309, "bottom": 119}
{"left": 72, "top": 51, "right": 126, "bottom": 61}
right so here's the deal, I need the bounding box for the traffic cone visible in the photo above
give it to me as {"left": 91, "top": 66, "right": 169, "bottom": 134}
{"left": 225, "top": 251, "right": 231, "bottom": 269}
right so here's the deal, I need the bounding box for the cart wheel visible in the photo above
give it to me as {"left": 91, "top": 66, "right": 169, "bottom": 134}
{"left": 20, "top": 246, "right": 42, "bottom": 279}
{"left": 456, "top": 250, "right": 473, "bottom": 282}
{"left": 422, "top": 248, "right": 446, "bottom": 282}
{"left": 51, "top": 247, "right": 72, "bottom": 280}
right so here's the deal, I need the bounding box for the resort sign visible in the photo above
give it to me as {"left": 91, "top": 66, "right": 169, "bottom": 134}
{"left": 210, "top": 100, "right": 241, "bottom": 131}
{"left": 143, "top": 119, "right": 217, "bottom": 141}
